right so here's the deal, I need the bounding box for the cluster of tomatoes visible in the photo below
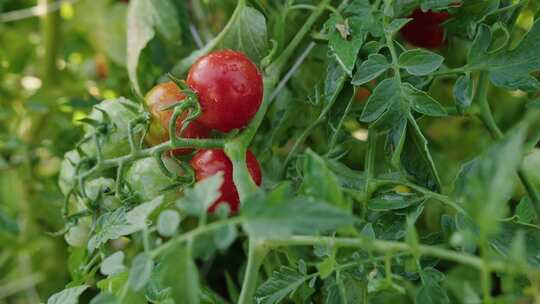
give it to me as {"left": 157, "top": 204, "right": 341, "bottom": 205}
{"left": 144, "top": 50, "right": 263, "bottom": 213}
{"left": 144, "top": 9, "right": 448, "bottom": 213}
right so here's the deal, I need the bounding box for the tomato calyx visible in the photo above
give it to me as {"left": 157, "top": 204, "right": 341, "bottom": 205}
{"left": 144, "top": 81, "right": 210, "bottom": 156}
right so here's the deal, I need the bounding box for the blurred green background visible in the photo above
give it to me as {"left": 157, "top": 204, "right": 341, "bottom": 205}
{"left": 0, "top": 1, "right": 132, "bottom": 302}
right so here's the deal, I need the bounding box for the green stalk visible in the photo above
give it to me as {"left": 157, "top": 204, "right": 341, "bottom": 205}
{"left": 476, "top": 72, "right": 540, "bottom": 219}
{"left": 364, "top": 128, "right": 377, "bottom": 202}
{"left": 41, "top": 0, "right": 60, "bottom": 86}
{"left": 374, "top": 179, "right": 466, "bottom": 214}
{"left": 266, "top": 235, "right": 539, "bottom": 277}
{"left": 150, "top": 217, "right": 242, "bottom": 258}
{"left": 479, "top": 238, "right": 493, "bottom": 304}
{"left": 383, "top": 0, "right": 401, "bottom": 83}
{"left": 238, "top": 241, "right": 269, "bottom": 304}
{"left": 226, "top": 0, "right": 333, "bottom": 201}
{"left": 327, "top": 89, "right": 356, "bottom": 150}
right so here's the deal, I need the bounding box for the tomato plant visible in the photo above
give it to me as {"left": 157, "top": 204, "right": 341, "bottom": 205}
{"left": 3, "top": 1, "right": 540, "bottom": 304}
{"left": 191, "top": 149, "right": 262, "bottom": 213}
{"left": 187, "top": 50, "right": 264, "bottom": 132}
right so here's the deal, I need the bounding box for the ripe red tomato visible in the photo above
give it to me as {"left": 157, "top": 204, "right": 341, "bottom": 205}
{"left": 400, "top": 9, "right": 450, "bottom": 49}
{"left": 190, "top": 149, "right": 262, "bottom": 213}
{"left": 355, "top": 87, "right": 372, "bottom": 103}
{"left": 145, "top": 82, "right": 210, "bottom": 156}
{"left": 355, "top": 80, "right": 377, "bottom": 103}
{"left": 187, "top": 50, "right": 263, "bottom": 133}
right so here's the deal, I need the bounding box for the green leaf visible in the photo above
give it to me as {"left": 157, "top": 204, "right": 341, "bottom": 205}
{"left": 255, "top": 266, "right": 309, "bottom": 304}
{"left": 385, "top": 18, "right": 411, "bottom": 34}
{"left": 89, "top": 293, "right": 119, "bottom": 304}
{"left": 326, "top": 160, "right": 367, "bottom": 199}
{"left": 128, "top": 253, "right": 154, "bottom": 291}
{"left": 421, "top": 0, "right": 461, "bottom": 10}
{"left": 327, "top": 16, "right": 366, "bottom": 75}
{"left": 176, "top": 173, "right": 223, "bottom": 216}
{"left": 470, "top": 20, "right": 540, "bottom": 92}
{"left": 157, "top": 210, "right": 181, "bottom": 237}
{"left": 125, "top": 195, "right": 164, "bottom": 230}
{"left": 324, "top": 274, "right": 363, "bottom": 304}
{"left": 467, "top": 24, "right": 491, "bottom": 63}
{"left": 398, "top": 49, "right": 444, "bottom": 76}
{"left": 507, "top": 231, "right": 527, "bottom": 267}
{"left": 100, "top": 252, "right": 126, "bottom": 276}
{"left": 88, "top": 196, "right": 163, "bottom": 252}
{"left": 351, "top": 54, "right": 390, "bottom": 85}
{"left": 157, "top": 244, "right": 200, "bottom": 304}
{"left": 360, "top": 78, "right": 401, "bottom": 122}
{"left": 527, "top": 99, "right": 540, "bottom": 109}
{"left": 402, "top": 83, "right": 447, "bottom": 117}
{"left": 345, "top": 1, "right": 384, "bottom": 38}
{"left": 96, "top": 271, "right": 146, "bottom": 303}
{"left": 490, "top": 222, "right": 540, "bottom": 267}
{"left": 369, "top": 193, "right": 423, "bottom": 211}
{"left": 324, "top": 55, "right": 349, "bottom": 105}
{"left": 0, "top": 208, "right": 18, "bottom": 234}
{"left": 212, "top": 223, "right": 238, "bottom": 250}
{"left": 47, "top": 285, "right": 89, "bottom": 304}
{"left": 127, "top": 0, "right": 181, "bottom": 95}
{"left": 88, "top": 209, "right": 134, "bottom": 252}
{"left": 415, "top": 280, "right": 450, "bottom": 304}
{"left": 453, "top": 73, "right": 474, "bottom": 113}
{"left": 454, "top": 125, "right": 527, "bottom": 236}
{"left": 220, "top": 6, "right": 268, "bottom": 63}
{"left": 300, "top": 150, "right": 346, "bottom": 209}
{"left": 241, "top": 189, "right": 356, "bottom": 239}
{"left": 401, "top": 117, "right": 442, "bottom": 191}
{"left": 515, "top": 197, "right": 535, "bottom": 224}
{"left": 317, "top": 257, "right": 336, "bottom": 279}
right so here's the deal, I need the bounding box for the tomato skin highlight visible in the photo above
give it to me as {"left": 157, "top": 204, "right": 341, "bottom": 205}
{"left": 190, "top": 149, "right": 262, "bottom": 213}
{"left": 187, "top": 50, "right": 264, "bottom": 132}
{"left": 400, "top": 9, "right": 450, "bottom": 49}
{"left": 145, "top": 81, "right": 210, "bottom": 156}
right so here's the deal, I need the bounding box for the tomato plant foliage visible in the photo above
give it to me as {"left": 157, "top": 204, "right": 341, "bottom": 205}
{"left": 3, "top": 0, "right": 540, "bottom": 303}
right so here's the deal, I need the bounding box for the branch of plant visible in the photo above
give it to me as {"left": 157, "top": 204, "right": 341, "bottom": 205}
{"left": 364, "top": 129, "right": 378, "bottom": 204}
{"left": 238, "top": 240, "right": 270, "bottom": 304}
{"left": 265, "top": 235, "right": 540, "bottom": 277}
{"left": 373, "top": 178, "right": 466, "bottom": 214}
{"left": 475, "top": 72, "right": 540, "bottom": 219}
{"left": 265, "top": 0, "right": 332, "bottom": 79}
{"left": 383, "top": 1, "right": 402, "bottom": 83}
{"left": 74, "top": 137, "right": 225, "bottom": 197}
{"left": 150, "top": 217, "right": 242, "bottom": 258}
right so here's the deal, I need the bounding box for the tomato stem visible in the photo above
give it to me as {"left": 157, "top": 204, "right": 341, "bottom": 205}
{"left": 238, "top": 240, "right": 269, "bottom": 304}
{"left": 265, "top": 235, "right": 539, "bottom": 277}
{"left": 476, "top": 72, "right": 540, "bottom": 220}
